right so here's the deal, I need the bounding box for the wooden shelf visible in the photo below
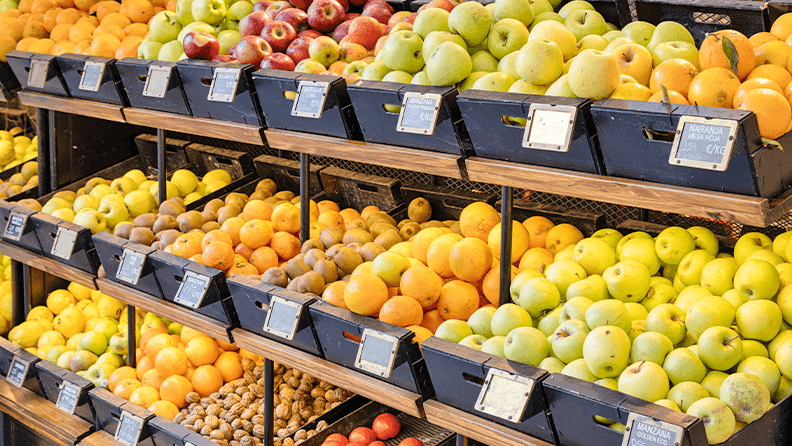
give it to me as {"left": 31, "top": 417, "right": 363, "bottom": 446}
{"left": 0, "top": 240, "right": 97, "bottom": 289}
{"left": 423, "top": 401, "right": 553, "bottom": 446}
{"left": 96, "top": 278, "right": 232, "bottom": 343}
{"left": 17, "top": 92, "right": 125, "bottom": 123}
{"left": 0, "top": 378, "right": 94, "bottom": 445}
{"left": 79, "top": 430, "right": 120, "bottom": 446}
{"left": 465, "top": 157, "right": 791, "bottom": 228}
{"left": 123, "top": 107, "right": 266, "bottom": 146}
{"left": 231, "top": 328, "right": 425, "bottom": 418}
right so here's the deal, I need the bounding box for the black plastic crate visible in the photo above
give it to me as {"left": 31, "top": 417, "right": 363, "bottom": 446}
{"left": 176, "top": 60, "right": 263, "bottom": 126}
{"left": 34, "top": 360, "right": 96, "bottom": 424}
{"left": 0, "top": 336, "right": 20, "bottom": 376}
{"left": 93, "top": 232, "right": 163, "bottom": 299}
{"left": 5, "top": 51, "right": 70, "bottom": 97}
{"left": 55, "top": 54, "right": 128, "bottom": 105}
{"left": 115, "top": 59, "right": 191, "bottom": 116}
{"left": 319, "top": 166, "right": 403, "bottom": 213}
{"left": 0, "top": 61, "right": 21, "bottom": 95}
{"left": 5, "top": 345, "right": 43, "bottom": 396}
{"left": 139, "top": 416, "right": 196, "bottom": 446}
{"left": 31, "top": 213, "right": 101, "bottom": 275}
{"left": 768, "top": 1, "right": 792, "bottom": 23}
{"left": 398, "top": 184, "right": 498, "bottom": 221}
{"left": 252, "top": 70, "right": 362, "bottom": 140}
{"left": 254, "top": 154, "right": 325, "bottom": 197}
{"left": 346, "top": 80, "right": 473, "bottom": 157}
{"left": 0, "top": 201, "right": 43, "bottom": 254}
{"left": 507, "top": 198, "right": 607, "bottom": 237}
{"left": 591, "top": 99, "right": 792, "bottom": 198}
{"left": 89, "top": 388, "right": 155, "bottom": 441}
{"left": 134, "top": 134, "right": 192, "bottom": 176}
{"left": 421, "top": 337, "right": 556, "bottom": 444}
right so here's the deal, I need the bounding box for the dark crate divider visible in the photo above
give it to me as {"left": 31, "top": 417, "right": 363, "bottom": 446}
{"left": 10, "top": 346, "right": 43, "bottom": 396}
{"left": 31, "top": 213, "right": 101, "bottom": 275}
{"left": 185, "top": 143, "right": 254, "bottom": 179}
{"left": 89, "top": 388, "right": 127, "bottom": 434}
{"left": 346, "top": 80, "right": 473, "bottom": 157}
{"left": 768, "top": 1, "right": 792, "bottom": 23}
{"left": 282, "top": 394, "right": 370, "bottom": 442}
{"left": 55, "top": 54, "right": 128, "bottom": 105}
{"left": 93, "top": 232, "right": 163, "bottom": 299}
{"left": 176, "top": 60, "right": 263, "bottom": 126}
{"left": 400, "top": 184, "right": 498, "bottom": 221}
{"left": 34, "top": 361, "right": 96, "bottom": 423}
{"left": 0, "top": 61, "right": 21, "bottom": 94}
{"left": 134, "top": 134, "right": 192, "bottom": 175}
{"left": 507, "top": 198, "right": 608, "bottom": 237}
{"left": 0, "top": 201, "right": 43, "bottom": 254}
{"left": 319, "top": 166, "right": 403, "bottom": 213}
{"left": 420, "top": 337, "right": 556, "bottom": 444}
{"left": 633, "top": 0, "right": 770, "bottom": 46}
{"left": 254, "top": 154, "right": 324, "bottom": 197}
{"left": 5, "top": 51, "right": 70, "bottom": 97}
{"left": 0, "top": 337, "right": 20, "bottom": 377}
{"left": 308, "top": 299, "right": 433, "bottom": 397}
{"left": 115, "top": 59, "right": 191, "bottom": 116}
{"left": 591, "top": 99, "right": 792, "bottom": 198}
{"left": 252, "top": 70, "right": 362, "bottom": 140}
{"left": 139, "top": 416, "right": 195, "bottom": 446}
{"left": 457, "top": 89, "right": 604, "bottom": 175}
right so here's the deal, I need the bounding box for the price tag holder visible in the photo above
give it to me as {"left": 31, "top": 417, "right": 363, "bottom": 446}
{"left": 55, "top": 381, "right": 80, "bottom": 415}
{"left": 354, "top": 329, "right": 399, "bottom": 378}
{"left": 396, "top": 92, "right": 442, "bottom": 135}
{"left": 474, "top": 368, "right": 535, "bottom": 423}
{"left": 262, "top": 296, "right": 302, "bottom": 340}
{"left": 27, "top": 59, "right": 49, "bottom": 89}
{"left": 142, "top": 65, "right": 172, "bottom": 98}
{"left": 621, "top": 413, "right": 684, "bottom": 446}
{"left": 116, "top": 248, "right": 146, "bottom": 285}
{"left": 522, "top": 103, "right": 577, "bottom": 152}
{"left": 6, "top": 357, "right": 29, "bottom": 388}
{"left": 207, "top": 67, "right": 240, "bottom": 103}
{"left": 669, "top": 116, "right": 737, "bottom": 171}
{"left": 174, "top": 271, "right": 210, "bottom": 309}
{"left": 114, "top": 411, "right": 145, "bottom": 446}
{"left": 3, "top": 212, "right": 28, "bottom": 242}
{"left": 291, "top": 80, "right": 329, "bottom": 119}
{"left": 51, "top": 227, "right": 78, "bottom": 260}
{"left": 78, "top": 61, "right": 105, "bottom": 92}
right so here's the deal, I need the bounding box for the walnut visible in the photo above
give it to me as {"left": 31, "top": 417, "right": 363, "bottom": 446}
{"left": 241, "top": 408, "right": 255, "bottom": 420}
{"left": 294, "top": 430, "right": 307, "bottom": 441}
{"left": 242, "top": 420, "right": 254, "bottom": 433}
{"left": 211, "top": 430, "right": 226, "bottom": 441}
{"left": 242, "top": 358, "right": 256, "bottom": 372}
{"left": 219, "top": 383, "right": 234, "bottom": 397}
{"left": 248, "top": 403, "right": 260, "bottom": 413}
{"left": 252, "top": 415, "right": 265, "bottom": 426}
{"left": 254, "top": 365, "right": 266, "bottom": 376}
{"left": 299, "top": 409, "right": 313, "bottom": 420}
{"left": 219, "top": 410, "right": 230, "bottom": 420}
{"left": 253, "top": 424, "right": 267, "bottom": 438}
{"left": 283, "top": 370, "right": 294, "bottom": 381}
{"left": 274, "top": 439, "right": 282, "bottom": 446}
{"left": 207, "top": 404, "right": 223, "bottom": 417}
{"left": 201, "top": 425, "right": 213, "bottom": 436}
{"left": 210, "top": 392, "right": 222, "bottom": 400}
{"left": 174, "top": 413, "right": 186, "bottom": 425}
{"left": 241, "top": 436, "right": 255, "bottom": 446}
{"left": 231, "top": 402, "right": 246, "bottom": 416}
{"left": 334, "top": 389, "right": 348, "bottom": 401}
{"left": 193, "top": 408, "right": 207, "bottom": 418}
{"left": 206, "top": 415, "right": 220, "bottom": 430}
{"left": 185, "top": 415, "right": 200, "bottom": 426}
{"left": 283, "top": 437, "right": 295, "bottom": 446}
{"left": 275, "top": 403, "right": 291, "bottom": 420}
{"left": 307, "top": 430, "right": 317, "bottom": 438}
{"left": 236, "top": 386, "right": 248, "bottom": 396}
{"left": 330, "top": 402, "right": 341, "bottom": 409}
{"left": 277, "top": 429, "right": 291, "bottom": 439}
{"left": 194, "top": 420, "right": 206, "bottom": 432}
{"left": 308, "top": 415, "right": 319, "bottom": 423}
{"left": 274, "top": 419, "right": 287, "bottom": 429}
{"left": 324, "top": 390, "right": 335, "bottom": 402}
{"left": 244, "top": 371, "right": 256, "bottom": 385}
{"left": 287, "top": 376, "right": 300, "bottom": 388}
{"left": 234, "top": 430, "right": 248, "bottom": 442}
{"left": 251, "top": 384, "right": 265, "bottom": 399}
{"left": 211, "top": 440, "right": 228, "bottom": 446}
{"left": 231, "top": 419, "right": 244, "bottom": 430}
{"left": 186, "top": 392, "right": 201, "bottom": 404}
{"left": 202, "top": 398, "right": 214, "bottom": 408}
{"left": 220, "top": 423, "right": 234, "bottom": 439}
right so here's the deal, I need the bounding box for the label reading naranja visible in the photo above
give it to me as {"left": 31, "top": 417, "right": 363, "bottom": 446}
{"left": 397, "top": 92, "right": 442, "bottom": 135}
{"left": 173, "top": 271, "right": 210, "bottom": 309}
{"left": 669, "top": 116, "right": 738, "bottom": 171}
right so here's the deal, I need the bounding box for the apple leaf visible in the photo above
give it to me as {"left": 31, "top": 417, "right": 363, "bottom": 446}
{"left": 721, "top": 35, "right": 739, "bottom": 76}
{"left": 762, "top": 137, "right": 783, "bottom": 150}
{"left": 660, "top": 84, "right": 673, "bottom": 114}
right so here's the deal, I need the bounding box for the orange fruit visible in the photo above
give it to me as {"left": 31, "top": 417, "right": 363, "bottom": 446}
{"left": 378, "top": 295, "right": 423, "bottom": 327}
{"left": 159, "top": 375, "right": 192, "bottom": 408}
{"left": 28, "top": 38, "right": 55, "bottom": 53}
{"left": 771, "top": 13, "right": 792, "bottom": 41}
{"left": 339, "top": 208, "right": 362, "bottom": 223}
{"left": 699, "top": 30, "right": 755, "bottom": 80}
{"left": 749, "top": 64, "right": 792, "bottom": 90}
{"left": 141, "top": 368, "right": 166, "bottom": 390}
{"left": 544, "top": 223, "right": 584, "bottom": 255}
{"left": 91, "top": 33, "right": 121, "bottom": 57}
{"left": 190, "top": 364, "right": 224, "bottom": 397}
{"left": 449, "top": 237, "right": 493, "bottom": 283}
{"left": 15, "top": 37, "right": 37, "bottom": 52}
{"left": 688, "top": 68, "right": 741, "bottom": 108}
{"left": 201, "top": 229, "right": 233, "bottom": 249}
{"left": 32, "top": 0, "right": 58, "bottom": 14}
{"left": 242, "top": 199, "right": 272, "bottom": 222}
{"left": 216, "top": 338, "right": 238, "bottom": 351}
{"left": 214, "top": 351, "right": 243, "bottom": 382}
{"left": 220, "top": 217, "right": 245, "bottom": 246}
{"left": 270, "top": 231, "right": 300, "bottom": 259}
{"left": 129, "top": 386, "right": 160, "bottom": 407}
{"left": 114, "top": 378, "right": 143, "bottom": 399}
{"left": 77, "top": 15, "right": 99, "bottom": 26}
{"left": 145, "top": 332, "right": 176, "bottom": 359}
{"left": 108, "top": 366, "right": 137, "bottom": 392}
{"left": 2, "top": 19, "right": 24, "bottom": 41}
{"left": 522, "top": 216, "right": 554, "bottom": 249}
{"left": 139, "top": 327, "right": 167, "bottom": 351}
{"left": 344, "top": 273, "right": 389, "bottom": 316}
{"left": 68, "top": 20, "right": 94, "bottom": 43}
{"left": 227, "top": 261, "right": 259, "bottom": 276}
{"left": 322, "top": 281, "right": 348, "bottom": 309}
{"left": 239, "top": 219, "right": 273, "bottom": 249}
{"left": 426, "top": 233, "right": 463, "bottom": 278}
{"left": 318, "top": 210, "right": 345, "bottom": 231}
{"left": 172, "top": 234, "right": 202, "bottom": 258}
{"left": 399, "top": 265, "right": 443, "bottom": 309}
{"left": 179, "top": 326, "right": 204, "bottom": 345}
{"left": 94, "top": 1, "right": 120, "bottom": 20}
{"left": 360, "top": 205, "right": 381, "bottom": 221}
{"left": 459, "top": 202, "right": 500, "bottom": 241}
{"left": 648, "top": 90, "right": 689, "bottom": 104}
{"left": 1, "top": 9, "right": 22, "bottom": 19}
{"left": 101, "top": 12, "right": 131, "bottom": 28}
{"left": 155, "top": 346, "right": 189, "bottom": 376}
{"left": 412, "top": 227, "right": 453, "bottom": 264}
{"left": 43, "top": 7, "right": 61, "bottom": 32}
{"left": 234, "top": 243, "right": 254, "bottom": 261}
{"left": 50, "top": 23, "right": 71, "bottom": 41}
{"left": 18, "top": 0, "right": 32, "bottom": 12}
{"left": 249, "top": 246, "right": 278, "bottom": 273}
{"left": 124, "top": 22, "right": 148, "bottom": 37}
{"left": 148, "top": 400, "right": 179, "bottom": 420}
{"left": 481, "top": 265, "right": 517, "bottom": 306}
{"left": 487, "top": 221, "right": 529, "bottom": 263}
{"left": 420, "top": 309, "right": 444, "bottom": 333}
{"left": 436, "top": 280, "right": 480, "bottom": 321}
{"left": 202, "top": 241, "right": 235, "bottom": 270}
{"left": 406, "top": 325, "right": 432, "bottom": 343}
{"left": 271, "top": 202, "right": 301, "bottom": 233}
{"left": 733, "top": 78, "right": 783, "bottom": 109}
{"left": 73, "top": 0, "right": 97, "bottom": 11}
{"left": 122, "top": 0, "right": 154, "bottom": 22}
{"left": 649, "top": 58, "right": 698, "bottom": 99}
{"left": 318, "top": 200, "right": 341, "bottom": 214}
{"left": 52, "top": 41, "right": 77, "bottom": 55}
{"left": 755, "top": 40, "right": 792, "bottom": 67}
{"left": 55, "top": 7, "right": 80, "bottom": 24}
{"left": 518, "top": 247, "right": 555, "bottom": 273}
{"left": 93, "top": 22, "right": 125, "bottom": 40}
{"left": 736, "top": 88, "right": 792, "bottom": 139}
{"left": 751, "top": 32, "right": 780, "bottom": 48}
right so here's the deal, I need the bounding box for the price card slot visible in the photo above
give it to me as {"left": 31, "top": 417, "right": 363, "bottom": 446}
{"left": 56, "top": 381, "right": 81, "bottom": 415}
{"left": 262, "top": 295, "right": 302, "bottom": 340}
{"left": 142, "top": 65, "right": 172, "bottom": 99}
{"left": 522, "top": 103, "right": 577, "bottom": 152}
{"left": 669, "top": 116, "right": 738, "bottom": 171}
{"left": 173, "top": 271, "right": 210, "bottom": 309}
{"left": 291, "top": 80, "right": 329, "bottom": 118}
{"left": 474, "top": 368, "right": 535, "bottom": 423}
{"left": 621, "top": 413, "right": 684, "bottom": 446}
{"left": 78, "top": 61, "right": 105, "bottom": 92}
{"left": 354, "top": 329, "right": 399, "bottom": 378}
{"left": 207, "top": 67, "right": 240, "bottom": 103}
{"left": 27, "top": 59, "right": 49, "bottom": 89}
{"left": 115, "top": 411, "right": 145, "bottom": 446}
{"left": 116, "top": 248, "right": 146, "bottom": 286}
{"left": 3, "top": 211, "right": 27, "bottom": 242}
{"left": 397, "top": 91, "right": 442, "bottom": 135}
{"left": 51, "top": 226, "right": 77, "bottom": 260}
{"left": 6, "top": 357, "right": 29, "bottom": 388}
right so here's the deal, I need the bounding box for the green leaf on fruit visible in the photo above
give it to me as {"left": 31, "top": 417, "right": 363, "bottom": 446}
{"left": 762, "top": 137, "right": 783, "bottom": 150}
{"left": 721, "top": 35, "right": 739, "bottom": 76}
{"left": 660, "top": 84, "right": 672, "bottom": 114}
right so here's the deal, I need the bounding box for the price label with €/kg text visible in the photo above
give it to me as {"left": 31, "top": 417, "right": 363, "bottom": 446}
{"left": 142, "top": 65, "right": 172, "bottom": 98}
{"left": 115, "top": 411, "right": 145, "bottom": 446}
{"left": 354, "top": 329, "right": 399, "bottom": 378}
{"left": 51, "top": 227, "right": 77, "bottom": 260}
{"left": 262, "top": 296, "right": 302, "bottom": 340}
{"left": 6, "top": 357, "right": 29, "bottom": 388}
{"left": 291, "top": 81, "right": 329, "bottom": 119}
{"left": 669, "top": 116, "right": 737, "bottom": 172}
{"left": 397, "top": 92, "right": 442, "bottom": 135}
{"left": 207, "top": 67, "right": 240, "bottom": 103}
{"left": 474, "top": 368, "right": 535, "bottom": 423}
{"left": 174, "top": 271, "right": 210, "bottom": 309}
{"left": 78, "top": 61, "right": 105, "bottom": 92}
{"left": 27, "top": 59, "right": 49, "bottom": 89}
{"left": 621, "top": 413, "right": 684, "bottom": 446}
{"left": 56, "top": 381, "right": 80, "bottom": 415}
{"left": 3, "top": 212, "right": 27, "bottom": 242}
{"left": 522, "top": 103, "right": 577, "bottom": 152}
{"left": 116, "top": 248, "right": 146, "bottom": 285}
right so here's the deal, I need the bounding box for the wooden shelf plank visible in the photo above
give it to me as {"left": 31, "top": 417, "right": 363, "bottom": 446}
{"left": 17, "top": 92, "right": 125, "bottom": 123}
{"left": 0, "top": 378, "right": 94, "bottom": 445}
{"left": 423, "top": 401, "right": 552, "bottom": 446}
{"left": 264, "top": 129, "right": 465, "bottom": 180}
{"left": 96, "top": 278, "right": 232, "bottom": 343}
{"left": 465, "top": 157, "right": 782, "bottom": 227}
{"left": 0, "top": 240, "right": 97, "bottom": 289}
{"left": 79, "top": 430, "right": 120, "bottom": 446}
{"left": 123, "top": 107, "right": 266, "bottom": 146}
{"left": 231, "top": 328, "right": 425, "bottom": 418}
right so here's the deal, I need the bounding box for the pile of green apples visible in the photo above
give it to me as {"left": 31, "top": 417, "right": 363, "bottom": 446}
{"left": 436, "top": 226, "right": 792, "bottom": 445}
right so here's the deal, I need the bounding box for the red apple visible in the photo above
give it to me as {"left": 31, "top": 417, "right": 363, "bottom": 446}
{"left": 336, "top": 0, "right": 348, "bottom": 12}
{"left": 362, "top": 5, "right": 391, "bottom": 24}
{"left": 288, "top": 0, "right": 312, "bottom": 10}
{"left": 286, "top": 35, "right": 313, "bottom": 63}
{"left": 276, "top": 8, "right": 309, "bottom": 32}
{"left": 260, "top": 52, "right": 296, "bottom": 70}
{"left": 239, "top": 11, "right": 272, "bottom": 37}
{"left": 261, "top": 20, "right": 297, "bottom": 52}
{"left": 306, "top": 0, "right": 345, "bottom": 32}
{"left": 387, "top": 11, "right": 409, "bottom": 27}
{"left": 332, "top": 19, "right": 352, "bottom": 42}
{"left": 298, "top": 29, "right": 323, "bottom": 39}
{"left": 417, "top": 0, "right": 453, "bottom": 12}
{"left": 402, "top": 12, "right": 417, "bottom": 24}
{"left": 253, "top": 0, "right": 273, "bottom": 10}
{"left": 212, "top": 54, "right": 235, "bottom": 62}
{"left": 343, "top": 12, "right": 359, "bottom": 21}
{"left": 348, "top": 0, "right": 365, "bottom": 7}
{"left": 265, "top": 1, "right": 293, "bottom": 20}
{"left": 363, "top": 0, "right": 393, "bottom": 13}
{"left": 233, "top": 35, "right": 272, "bottom": 65}
{"left": 347, "top": 16, "right": 381, "bottom": 50}
{"left": 183, "top": 31, "right": 220, "bottom": 60}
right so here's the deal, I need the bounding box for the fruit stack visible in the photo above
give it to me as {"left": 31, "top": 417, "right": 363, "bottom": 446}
{"left": 0, "top": 127, "right": 38, "bottom": 199}
{"left": 0, "top": 255, "right": 14, "bottom": 333}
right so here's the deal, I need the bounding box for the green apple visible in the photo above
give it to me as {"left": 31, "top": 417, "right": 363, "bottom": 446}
{"left": 448, "top": 1, "right": 491, "bottom": 46}
{"left": 738, "top": 356, "right": 781, "bottom": 394}
{"left": 720, "top": 372, "right": 771, "bottom": 423}
{"left": 582, "top": 325, "right": 630, "bottom": 378}
{"left": 736, "top": 299, "right": 782, "bottom": 341}
{"left": 85, "top": 362, "right": 115, "bottom": 388}
{"left": 458, "top": 71, "right": 489, "bottom": 92}
{"left": 651, "top": 40, "right": 701, "bottom": 71}
{"left": 98, "top": 200, "right": 129, "bottom": 229}
{"left": 435, "top": 319, "right": 473, "bottom": 343}
{"left": 108, "top": 332, "right": 128, "bottom": 355}
{"left": 217, "top": 29, "right": 241, "bottom": 56}
{"left": 470, "top": 50, "right": 499, "bottom": 72}
{"left": 655, "top": 226, "right": 697, "bottom": 266}
{"left": 777, "top": 263, "right": 792, "bottom": 288}
{"left": 361, "top": 60, "right": 392, "bottom": 81}
{"left": 538, "top": 307, "right": 563, "bottom": 336}
{"left": 663, "top": 347, "right": 706, "bottom": 385}
{"left": 73, "top": 210, "right": 107, "bottom": 234}
{"left": 564, "top": 9, "right": 605, "bottom": 42}
{"left": 611, "top": 43, "right": 652, "bottom": 87}
{"left": 459, "top": 334, "right": 487, "bottom": 351}
{"left": 769, "top": 330, "right": 792, "bottom": 360}
{"left": 604, "top": 260, "right": 650, "bottom": 303}
{"left": 776, "top": 285, "right": 792, "bottom": 325}
{"left": 528, "top": 20, "right": 577, "bottom": 61}
{"left": 176, "top": 0, "right": 195, "bottom": 25}
{"left": 630, "top": 331, "right": 673, "bottom": 365}
{"left": 110, "top": 177, "right": 137, "bottom": 196}
{"left": 776, "top": 376, "right": 792, "bottom": 403}
{"left": 150, "top": 11, "right": 183, "bottom": 43}
{"left": 646, "top": 21, "right": 695, "bottom": 53}
{"left": 734, "top": 259, "right": 780, "bottom": 301}
{"left": 467, "top": 306, "right": 496, "bottom": 338}
{"left": 620, "top": 20, "right": 655, "bottom": 47}
{"left": 700, "top": 370, "right": 729, "bottom": 398}
{"left": 192, "top": 0, "right": 226, "bottom": 26}
{"left": 412, "top": 8, "right": 450, "bottom": 39}
{"left": 226, "top": 0, "right": 251, "bottom": 22}
{"left": 646, "top": 303, "right": 686, "bottom": 345}
{"left": 774, "top": 231, "right": 792, "bottom": 261}
{"left": 158, "top": 40, "right": 185, "bottom": 61}
{"left": 677, "top": 250, "right": 716, "bottom": 286}
{"left": 71, "top": 195, "right": 99, "bottom": 213}
{"left": 567, "top": 49, "right": 619, "bottom": 100}
{"left": 686, "top": 397, "right": 736, "bottom": 445}
{"left": 675, "top": 286, "right": 713, "bottom": 314}
{"left": 590, "top": 228, "right": 622, "bottom": 249}
{"left": 426, "top": 42, "right": 472, "bottom": 86}
{"left": 742, "top": 340, "right": 769, "bottom": 361}
{"left": 97, "top": 351, "right": 124, "bottom": 368}
{"left": 602, "top": 29, "right": 621, "bottom": 42}
{"left": 698, "top": 326, "right": 743, "bottom": 371}
{"left": 654, "top": 399, "right": 680, "bottom": 412}
{"left": 487, "top": 18, "right": 529, "bottom": 60}
{"left": 561, "top": 358, "right": 596, "bottom": 382}
{"left": 737, "top": 232, "right": 773, "bottom": 265}
{"left": 558, "top": 0, "right": 593, "bottom": 18}
{"left": 515, "top": 37, "right": 564, "bottom": 88}
{"left": 138, "top": 40, "right": 164, "bottom": 59}
{"left": 491, "top": 303, "right": 532, "bottom": 336}
{"left": 667, "top": 381, "right": 709, "bottom": 412}
{"left": 685, "top": 226, "right": 719, "bottom": 255}
{"left": 423, "top": 31, "right": 466, "bottom": 64}
{"left": 628, "top": 319, "right": 645, "bottom": 342}
{"left": 504, "top": 326, "right": 549, "bottom": 365}
{"left": 617, "top": 360, "right": 668, "bottom": 402}
{"left": 566, "top": 274, "right": 609, "bottom": 302}
{"left": 497, "top": 51, "right": 520, "bottom": 79}
{"left": 372, "top": 252, "right": 411, "bottom": 287}
{"left": 481, "top": 335, "right": 506, "bottom": 357}
{"left": 516, "top": 277, "right": 560, "bottom": 318}
{"left": 471, "top": 72, "right": 516, "bottom": 91}
{"left": 544, "top": 259, "right": 587, "bottom": 300}
{"left": 77, "top": 331, "right": 108, "bottom": 356}
{"left": 699, "top": 258, "right": 738, "bottom": 296}
{"left": 618, "top": 237, "right": 661, "bottom": 275}
{"left": 528, "top": 0, "right": 552, "bottom": 15}
{"left": 603, "top": 36, "right": 633, "bottom": 53}
{"left": 510, "top": 269, "right": 543, "bottom": 302}
{"left": 552, "top": 319, "right": 589, "bottom": 363}
{"left": 685, "top": 296, "right": 735, "bottom": 341}
{"left": 124, "top": 190, "right": 156, "bottom": 217}
{"left": 493, "top": 0, "right": 533, "bottom": 27}
{"left": 529, "top": 11, "right": 563, "bottom": 31}
{"left": 585, "top": 299, "right": 631, "bottom": 333}
{"left": 559, "top": 296, "right": 593, "bottom": 324}
{"left": 576, "top": 34, "right": 609, "bottom": 55}
{"left": 616, "top": 231, "right": 652, "bottom": 257}
{"left": 539, "top": 357, "right": 565, "bottom": 373}
{"left": 625, "top": 302, "right": 647, "bottom": 321}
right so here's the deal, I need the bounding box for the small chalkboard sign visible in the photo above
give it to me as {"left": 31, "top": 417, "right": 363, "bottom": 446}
{"left": 397, "top": 92, "right": 442, "bottom": 135}
{"left": 291, "top": 81, "right": 329, "bottom": 119}
{"left": 262, "top": 296, "right": 302, "bottom": 340}
{"left": 114, "top": 411, "right": 145, "bottom": 446}
{"left": 669, "top": 116, "right": 738, "bottom": 171}
{"left": 116, "top": 248, "right": 146, "bottom": 285}
{"left": 474, "top": 368, "right": 535, "bottom": 423}
{"left": 6, "top": 357, "right": 29, "bottom": 388}
{"left": 55, "top": 381, "right": 80, "bottom": 415}
{"left": 174, "top": 271, "right": 210, "bottom": 309}
{"left": 621, "top": 413, "right": 685, "bottom": 446}
{"left": 27, "top": 59, "right": 49, "bottom": 89}
{"left": 354, "top": 329, "right": 398, "bottom": 378}
{"left": 79, "top": 61, "right": 105, "bottom": 92}
{"left": 142, "top": 65, "right": 172, "bottom": 99}
{"left": 522, "top": 103, "right": 577, "bottom": 152}
{"left": 3, "top": 212, "right": 28, "bottom": 242}
{"left": 207, "top": 67, "right": 240, "bottom": 103}
{"left": 51, "top": 227, "right": 77, "bottom": 260}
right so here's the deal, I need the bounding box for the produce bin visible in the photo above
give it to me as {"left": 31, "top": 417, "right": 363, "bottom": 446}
{"left": 254, "top": 154, "right": 325, "bottom": 198}
{"left": 398, "top": 183, "right": 498, "bottom": 221}
{"left": 0, "top": 200, "right": 44, "bottom": 254}
{"left": 55, "top": 54, "right": 128, "bottom": 105}
{"left": 319, "top": 166, "right": 403, "bottom": 214}
{"left": 507, "top": 198, "right": 607, "bottom": 237}
{"left": 115, "top": 58, "right": 192, "bottom": 116}
{"left": 0, "top": 336, "right": 20, "bottom": 377}
{"left": 0, "top": 61, "right": 21, "bottom": 96}
{"left": 34, "top": 360, "right": 96, "bottom": 423}
{"left": 5, "top": 51, "right": 70, "bottom": 97}
{"left": 93, "top": 232, "right": 163, "bottom": 299}
{"left": 31, "top": 212, "right": 101, "bottom": 275}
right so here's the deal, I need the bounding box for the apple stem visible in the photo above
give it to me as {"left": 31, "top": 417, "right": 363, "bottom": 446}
{"left": 637, "top": 361, "right": 644, "bottom": 372}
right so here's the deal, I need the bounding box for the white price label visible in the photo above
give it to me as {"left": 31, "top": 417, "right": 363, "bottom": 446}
{"left": 142, "top": 65, "right": 172, "bottom": 98}
{"left": 354, "top": 329, "right": 399, "bottom": 378}
{"left": 78, "top": 61, "right": 105, "bottom": 92}
{"left": 207, "top": 67, "right": 240, "bottom": 103}
{"left": 27, "top": 59, "right": 49, "bottom": 89}
{"left": 522, "top": 103, "right": 577, "bottom": 152}
{"left": 51, "top": 227, "right": 77, "bottom": 260}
